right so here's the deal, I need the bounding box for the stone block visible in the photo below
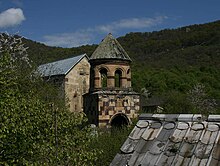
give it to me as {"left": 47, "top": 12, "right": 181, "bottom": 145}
{"left": 109, "top": 110, "right": 114, "bottom": 116}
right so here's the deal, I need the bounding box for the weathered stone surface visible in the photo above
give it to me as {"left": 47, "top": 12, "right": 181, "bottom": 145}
{"left": 84, "top": 34, "right": 140, "bottom": 127}
{"left": 65, "top": 56, "right": 90, "bottom": 112}
{"left": 38, "top": 54, "right": 90, "bottom": 113}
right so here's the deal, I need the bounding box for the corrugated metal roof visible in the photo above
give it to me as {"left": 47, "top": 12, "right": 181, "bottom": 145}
{"left": 37, "top": 54, "right": 87, "bottom": 77}
{"left": 90, "top": 33, "right": 131, "bottom": 61}
{"left": 111, "top": 114, "right": 220, "bottom": 166}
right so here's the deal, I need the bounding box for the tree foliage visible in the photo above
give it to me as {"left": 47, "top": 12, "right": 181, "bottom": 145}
{"left": 187, "top": 83, "right": 217, "bottom": 115}
{"left": 90, "top": 127, "right": 134, "bottom": 166}
{"left": 0, "top": 34, "right": 99, "bottom": 165}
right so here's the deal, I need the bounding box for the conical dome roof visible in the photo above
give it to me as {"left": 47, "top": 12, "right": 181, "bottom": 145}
{"left": 90, "top": 33, "right": 131, "bottom": 61}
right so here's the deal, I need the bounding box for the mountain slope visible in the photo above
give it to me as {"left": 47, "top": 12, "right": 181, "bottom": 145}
{"left": 22, "top": 20, "right": 220, "bottom": 69}
{"left": 117, "top": 20, "right": 220, "bottom": 68}
{"left": 21, "top": 20, "right": 220, "bottom": 112}
{"left": 22, "top": 38, "right": 97, "bottom": 65}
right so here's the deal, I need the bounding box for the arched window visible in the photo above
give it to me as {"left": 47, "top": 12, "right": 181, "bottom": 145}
{"left": 100, "top": 68, "right": 107, "bottom": 88}
{"left": 115, "top": 69, "right": 122, "bottom": 87}
{"left": 127, "top": 69, "right": 130, "bottom": 75}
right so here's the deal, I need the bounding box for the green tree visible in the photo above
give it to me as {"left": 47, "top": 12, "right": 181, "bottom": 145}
{"left": 0, "top": 34, "right": 99, "bottom": 165}
{"left": 163, "top": 91, "right": 192, "bottom": 114}
{"left": 90, "top": 127, "right": 133, "bottom": 166}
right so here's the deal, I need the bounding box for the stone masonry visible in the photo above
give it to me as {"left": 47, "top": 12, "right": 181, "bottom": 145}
{"left": 84, "top": 33, "right": 140, "bottom": 127}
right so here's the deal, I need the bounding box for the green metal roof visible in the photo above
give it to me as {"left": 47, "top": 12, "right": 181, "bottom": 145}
{"left": 90, "top": 33, "right": 131, "bottom": 61}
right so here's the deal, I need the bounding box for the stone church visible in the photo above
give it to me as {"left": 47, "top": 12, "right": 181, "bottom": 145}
{"left": 84, "top": 33, "right": 140, "bottom": 127}
{"left": 38, "top": 54, "right": 90, "bottom": 112}
{"left": 38, "top": 33, "right": 140, "bottom": 127}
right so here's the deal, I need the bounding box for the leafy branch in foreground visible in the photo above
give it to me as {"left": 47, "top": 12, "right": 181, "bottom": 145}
{"left": 0, "top": 33, "right": 99, "bottom": 165}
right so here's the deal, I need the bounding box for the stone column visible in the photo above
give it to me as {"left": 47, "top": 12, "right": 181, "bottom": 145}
{"left": 108, "top": 70, "right": 115, "bottom": 88}
{"left": 121, "top": 77, "right": 128, "bottom": 88}
{"left": 127, "top": 68, "right": 131, "bottom": 88}
{"left": 127, "top": 78, "right": 131, "bottom": 87}
{"left": 94, "top": 68, "right": 100, "bottom": 88}
{"left": 121, "top": 66, "right": 127, "bottom": 88}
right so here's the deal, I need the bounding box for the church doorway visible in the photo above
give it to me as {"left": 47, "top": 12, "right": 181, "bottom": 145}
{"left": 110, "top": 113, "right": 129, "bottom": 127}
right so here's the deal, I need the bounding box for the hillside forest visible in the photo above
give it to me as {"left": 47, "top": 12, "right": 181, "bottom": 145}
{"left": 24, "top": 20, "right": 220, "bottom": 114}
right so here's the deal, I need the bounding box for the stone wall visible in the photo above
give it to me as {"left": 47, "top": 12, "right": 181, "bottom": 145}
{"left": 65, "top": 57, "right": 90, "bottom": 112}
{"left": 84, "top": 91, "right": 140, "bottom": 127}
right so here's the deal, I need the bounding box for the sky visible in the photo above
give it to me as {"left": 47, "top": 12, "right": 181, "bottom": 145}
{"left": 0, "top": 0, "right": 219, "bottom": 48}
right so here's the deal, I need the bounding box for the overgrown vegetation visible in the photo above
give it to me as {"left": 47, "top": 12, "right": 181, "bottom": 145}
{"left": 90, "top": 126, "right": 135, "bottom": 166}
{"left": 0, "top": 34, "right": 100, "bottom": 165}
{"left": 133, "top": 67, "right": 220, "bottom": 113}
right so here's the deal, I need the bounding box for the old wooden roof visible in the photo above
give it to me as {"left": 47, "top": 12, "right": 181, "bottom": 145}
{"left": 111, "top": 114, "right": 220, "bottom": 166}
{"left": 90, "top": 33, "right": 131, "bottom": 61}
{"left": 37, "top": 54, "right": 88, "bottom": 77}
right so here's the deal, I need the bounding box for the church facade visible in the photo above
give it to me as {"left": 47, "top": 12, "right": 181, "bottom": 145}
{"left": 38, "top": 34, "right": 140, "bottom": 127}
{"left": 83, "top": 34, "right": 140, "bottom": 127}
{"left": 38, "top": 54, "right": 90, "bottom": 112}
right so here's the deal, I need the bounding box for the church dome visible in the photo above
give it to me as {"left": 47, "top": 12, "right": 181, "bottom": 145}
{"left": 90, "top": 33, "right": 131, "bottom": 61}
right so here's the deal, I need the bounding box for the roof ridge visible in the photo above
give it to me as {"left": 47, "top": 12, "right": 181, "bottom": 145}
{"left": 139, "top": 113, "right": 220, "bottom": 122}
{"left": 39, "top": 53, "right": 86, "bottom": 66}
